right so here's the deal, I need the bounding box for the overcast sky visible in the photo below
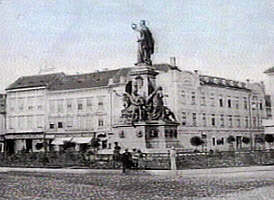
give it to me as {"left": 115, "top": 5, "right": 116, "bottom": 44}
{"left": 0, "top": 0, "right": 273, "bottom": 92}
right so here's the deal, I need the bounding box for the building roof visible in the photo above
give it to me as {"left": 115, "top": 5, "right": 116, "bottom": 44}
{"left": 153, "top": 63, "right": 182, "bottom": 72}
{"left": 264, "top": 67, "right": 274, "bottom": 74}
{"left": 6, "top": 73, "right": 65, "bottom": 91}
{"left": 199, "top": 75, "right": 250, "bottom": 91}
{"left": 48, "top": 68, "right": 131, "bottom": 91}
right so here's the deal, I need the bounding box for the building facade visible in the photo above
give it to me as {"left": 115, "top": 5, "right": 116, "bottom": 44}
{"left": 5, "top": 73, "right": 64, "bottom": 154}
{"left": 4, "top": 65, "right": 266, "bottom": 153}
{"left": 0, "top": 94, "right": 6, "bottom": 152}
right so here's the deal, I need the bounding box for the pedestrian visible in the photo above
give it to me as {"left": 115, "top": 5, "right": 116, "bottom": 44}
{"left": 169, "top": 146, "right": 177, "bottom": 170}
{"left": 112, "top": 142, "right": 121, "bottom": 168}
{"left": 121, "top": 149, "right": 132, "bottom": 173}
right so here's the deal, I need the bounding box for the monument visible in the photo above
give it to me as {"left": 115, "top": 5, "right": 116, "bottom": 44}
{"left": 112, "top": 20, "right": 179, "bottom": 153}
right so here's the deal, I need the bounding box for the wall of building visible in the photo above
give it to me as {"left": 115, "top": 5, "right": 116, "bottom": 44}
{"left": 6, "top": 88, "right": 46, "bottom": 134}
{"left": 4, "top": 68, "right": 267, "bottom": 153}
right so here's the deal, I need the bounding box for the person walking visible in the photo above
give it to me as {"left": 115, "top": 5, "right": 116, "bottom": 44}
{"left": 121, "top": 149, "right": 132, "bottom": 174}
{"left": 112, "top": 142, "right": 121, "bottom": 168}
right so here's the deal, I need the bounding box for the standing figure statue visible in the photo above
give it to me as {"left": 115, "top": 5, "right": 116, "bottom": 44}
{"left": 131, "top": 20, "right": 154, "bottom": 66}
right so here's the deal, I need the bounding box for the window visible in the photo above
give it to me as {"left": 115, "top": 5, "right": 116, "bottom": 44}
{"left": 77, "top": 99, "right": 83, "bottom": 111}
{"left": 27, "top": 97, "right": 35, "bottom": 111}
{"left": 259, "top": 100, "right": 263, "bottom": 110}
{"left": 210, "top": 93, "right": 215, "bottom": 106}
{"left": 235, "top": 116, "right": 241, "bottom": 128}
{"left": 9, "top": 99, "right": 15, "bottom": 112}
{"left": 49, "top": 123, "right": 55, "bottom": 129}
{"left": 18, "top": 98, "right": 24, "bottom": 111}
{"left": 219, "top": 96, "right": 223, "bottom": 107}
{"left": 27, "top": 116, "right": 32, "bottom": 129}
{"left": 18, "top": 116, "right": 24, "bottom": 129}
{"left": 66, "top": 99, "right": 73, "bottom": 112}
{"left": 217, "top": 138, "right": 224, "bottom": 145}
{"left": 87, "top": 98, "right": 93, "bottom": 112}
{"left": 245, "top": 116, "right": 249, "bottom": 128}
{"left": 220, "top": 114, "right": 224, "bottom": 127}
{"left": 211, "top": 114, "right": 216, "bottom": 126}
{"left": 202, "top": 113, "right": 207, "bottom": 127}
{"left": 58, "top": 122, "right": 63, "bottom": 128}
{"left": 181, "top": 112, "right": 187, "bottom": 126}
{"left": 8, "top": 117, "right": 15, "bottom": 129}
{"left": 37, "top": 97, "right": 43, "bottom": 111}
{"left": 191, "top": 92, "right": 196, "bottom": 105}
{"left": 227, "top": 98, "right": 232, "bottom": 108}
{"left": 192, "top": 113, "right": 197, "bottom": 126}
{"left": 49, "top": 100, "right": 55, "bottom": 113}
{"left": 181, "top": 90, "right": 186, "bottom": 104}
{"left": 66, "top": 117, "right": 73, "bottom": 128}
{"left": 37, "top": 116, "right": 43, "bottom": 128}
{"left": 253, "top": 117, "right": 256, "bottom": 127}
{"left": 243, "top": 97, "right": 248, "bottom": 110}
{"left": 200, "top": 96, "right": 206, "bottom": 106}
{"left": 228, "top": 115, "right": 233, "bottom": 127}
{"left": 79, "top": 116, "right": 86, "bottom": 129}
{"left": 57, "top": 100, "right": 64, "bottom": 113}
{"left": 235, "top": 97, "right": 239, "bottom": 109}
{"left": 98, "top": 119, "right": 104, "bottom": 127}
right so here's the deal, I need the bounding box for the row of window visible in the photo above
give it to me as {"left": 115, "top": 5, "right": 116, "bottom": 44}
{"left": 49, "top": 97, "right": 105, "bottom": 114}
{"left": 8, "top": 97, "right": 44, "bottom": 113}
{"left": 8, "top": 116, "right": 44, "bottom": 130}
{"left": 181, "top": 112, "right": 262, "bottom": 128}
{"left": 8, "top": 116, "right": 106, "bottom": 130}
{"left": 181, "top": 91, "right": 264, "bottom": 110}
{"left": 48, "top": 116, "right": 105, "bottom": 130}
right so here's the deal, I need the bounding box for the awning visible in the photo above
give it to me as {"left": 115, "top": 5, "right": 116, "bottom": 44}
{"left": 71, "top": 137, "right": 93, "bottom": 144}
{"left": 51, "top": 137, "right": 73, "bottom": 145}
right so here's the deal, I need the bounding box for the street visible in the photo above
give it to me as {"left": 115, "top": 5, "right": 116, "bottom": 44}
{"left": 0, "top": 166, "right": 273, "bottom": 200}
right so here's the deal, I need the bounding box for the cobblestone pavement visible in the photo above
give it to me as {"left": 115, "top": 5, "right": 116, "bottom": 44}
{"left": 0, "top": 169, "right": 273, "bottom": 200}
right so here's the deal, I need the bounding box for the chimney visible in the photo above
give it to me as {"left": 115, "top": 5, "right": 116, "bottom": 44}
{"left": 170, "top": 57, "right": 176, "bottom": 66}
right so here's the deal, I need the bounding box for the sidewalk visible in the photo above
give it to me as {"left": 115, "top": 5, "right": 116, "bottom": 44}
{"left": 1, "top": 165, "right": 274, "bottom": 176}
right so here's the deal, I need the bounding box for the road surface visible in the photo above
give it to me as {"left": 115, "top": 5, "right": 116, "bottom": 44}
{"left": 0, "top": 166, "right": 273, "bottom": 199}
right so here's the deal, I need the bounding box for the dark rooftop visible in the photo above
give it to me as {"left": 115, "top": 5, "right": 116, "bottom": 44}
{"left": 264, "top": 67, "right": 274, "bottom": 74}
{"left": 6, "top": 73, "right": 65, "bottom": 90}
{"left": 199, "top": 75, "right": 250, "bottom": 91}
{"left": 48, "top": 68, "right": 131, "bottom": 91}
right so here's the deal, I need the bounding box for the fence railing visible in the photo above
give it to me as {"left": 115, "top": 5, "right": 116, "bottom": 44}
{"left": 1, "top": 150, "right": 274, "bottom": 169}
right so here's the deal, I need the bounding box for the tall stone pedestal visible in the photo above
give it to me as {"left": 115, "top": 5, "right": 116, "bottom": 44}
{"left": 113, "top": 64, "right": 179, "bottom": 153}
{"left": 113, "top": 121, "right": 179, "bottom": 153}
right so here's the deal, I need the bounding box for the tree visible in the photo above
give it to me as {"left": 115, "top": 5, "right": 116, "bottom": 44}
{"left": 265, "top": 134, "right": 274, "bottom": 144}
{"left": 226, "top": 135, "right": 235, "bottom": 144}
{"left": 190, "top": 136, "right": 204, "bottom": 148}
{"left": 242, "top": 137, "right": 250, "bottom": 144}
{"left": 90, "top": 138, "right": 100, "bottom": 151}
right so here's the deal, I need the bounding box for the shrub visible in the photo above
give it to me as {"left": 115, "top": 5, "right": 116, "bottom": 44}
{"left": 226, "top": 135, "right": 235, "bottom": 144}
{"left": 242, "top": 137, "right": 250, "bottom": 144}
{"left": 190, "top": 136, "right": 204, "bottom": 147}
{"left": 265, "top": 134, "right": 274, "bottom": 143}
{"left": 35, "top": 143, "right": 44, "bottom": 150}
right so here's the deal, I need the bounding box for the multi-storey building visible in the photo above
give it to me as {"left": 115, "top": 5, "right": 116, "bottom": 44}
{"left": 156, "top": 67, "right": 266, "bottom": 151}
{"left": 46, "top": 68, "right": 130, "bottom": 152}
{"left": 5, "top": 73, "right": 65, "bottom": 154}
{"left": 0, "top": 94, "right": 6, "bottom": 152}
{"left": 263, "top": 67, "right": 274, "bottom": 149}
{"left": 4, "top": 64, "right": 266, "bottom": 153}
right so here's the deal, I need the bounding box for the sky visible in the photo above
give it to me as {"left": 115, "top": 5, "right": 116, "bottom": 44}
{"left": 0, "top": 0, "right": 273, "bottom": 92}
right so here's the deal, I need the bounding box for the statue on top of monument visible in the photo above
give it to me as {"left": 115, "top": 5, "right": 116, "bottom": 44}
{"left": 131, "top": 20, "right": 154, "bottom": 66}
